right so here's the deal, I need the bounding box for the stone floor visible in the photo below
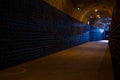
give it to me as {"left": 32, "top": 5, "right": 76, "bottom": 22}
{"left": 0, "top": 40, "right": 114, "bottom": 80}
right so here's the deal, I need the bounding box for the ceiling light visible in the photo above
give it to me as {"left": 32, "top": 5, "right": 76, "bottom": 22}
{"left": 94, "top": 9, "right": 98, "bottom": 12}
{"left": 97, "top": 14, "right": 101, "bottom": 18}
{"left": 77, "top": 7, "right": 81, "bottom": 11}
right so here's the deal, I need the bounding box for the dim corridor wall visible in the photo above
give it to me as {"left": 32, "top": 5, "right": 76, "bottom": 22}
{"left": 1, "top": 0, "right": 90, "bottom": 69}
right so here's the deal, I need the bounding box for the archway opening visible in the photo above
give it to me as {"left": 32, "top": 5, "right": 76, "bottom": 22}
{"left": 88, "top": 16, "right": 111, "bottom": 41}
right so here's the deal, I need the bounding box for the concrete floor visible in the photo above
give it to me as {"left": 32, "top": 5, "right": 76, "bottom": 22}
{"left": 0, "top": 40, "right": 114, "bottom": 80}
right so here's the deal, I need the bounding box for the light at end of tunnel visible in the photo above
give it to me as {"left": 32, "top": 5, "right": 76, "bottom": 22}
{"left": 94, "top": 9, "right": 98, "bottom": 12}
{"left": 99, "top": 40, "right": 108, "bottom": 43}
{"left": 99, "top": 29, "right": 104, "bottom": 33}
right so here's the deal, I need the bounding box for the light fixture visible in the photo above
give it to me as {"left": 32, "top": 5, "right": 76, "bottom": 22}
{"left": 94, "top": 9, "right": 98, "bottom": 12}
{"left": 88, "top": 21, "right": 89, "bottom": 24}
{"left": 97, "top": 14, "right": 101, "bottom": 18}
{"left": 77, "top": 7, "right": 81, "bottom": 11}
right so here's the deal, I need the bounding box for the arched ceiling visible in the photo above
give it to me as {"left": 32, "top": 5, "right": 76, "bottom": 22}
{"left": 44, "top": 0, "right": 115, "bottom": 24}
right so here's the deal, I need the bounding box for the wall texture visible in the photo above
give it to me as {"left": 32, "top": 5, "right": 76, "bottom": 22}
{"left": 109, "top": 0, "right": 120, "bottom": 79}
{"left": 1, "top": 0, "right": 90, "bottom": 69}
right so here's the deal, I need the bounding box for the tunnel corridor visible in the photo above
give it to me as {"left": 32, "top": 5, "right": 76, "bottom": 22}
{"left": 0, "top": 40, "right": 114, "bottom": 80}
{"left": 1, "top": 0, "right": 120, "bottom": 80}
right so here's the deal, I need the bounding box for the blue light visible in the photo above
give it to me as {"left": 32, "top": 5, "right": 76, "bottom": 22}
{"left": 99, "top": 40, "right": 108, "bottom": 43}
{"left": 99, "top": 29, "right": 104, "bottom": 33}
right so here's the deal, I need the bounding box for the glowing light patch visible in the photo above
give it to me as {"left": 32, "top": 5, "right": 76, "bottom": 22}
{"left": 99, "top": 40, "right": 108, "bottom": 43}
{"left": 88, "top": 21, "right": 89, "bottom": 24}
{"left": 77, "top": 7, "right": 81, "bottom": 11}
{"left": 97, "top": 14, "right": 101, "bottom": 18}
{"left": 99, "top": 29, "right": 104, "bottom": 33}
{"left": 94, "top": 9, "right": 98, "bottom": 12}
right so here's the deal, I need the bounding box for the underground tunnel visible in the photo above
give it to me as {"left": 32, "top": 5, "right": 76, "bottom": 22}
{"left": 1, "top": 0, "right": 120, "bottom": 80}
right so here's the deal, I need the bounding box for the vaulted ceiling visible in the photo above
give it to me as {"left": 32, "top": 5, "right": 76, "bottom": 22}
{"left": 44, "top": 0, "right": 115, "bottom": 24}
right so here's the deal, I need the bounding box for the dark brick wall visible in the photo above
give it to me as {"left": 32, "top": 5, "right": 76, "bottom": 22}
{"left": 109, "top": 0, "right": 120, "bottom": 79}
{"left": 1, "top": 0, "right": 90, "bottom": 69}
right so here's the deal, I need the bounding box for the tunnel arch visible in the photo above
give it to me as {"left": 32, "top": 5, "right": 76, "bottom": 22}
{"left": 80, "top": 8, "right": 112, "bottom": 24}
{"left": 44, "top": 0, "right": 115, "bottom": 24}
